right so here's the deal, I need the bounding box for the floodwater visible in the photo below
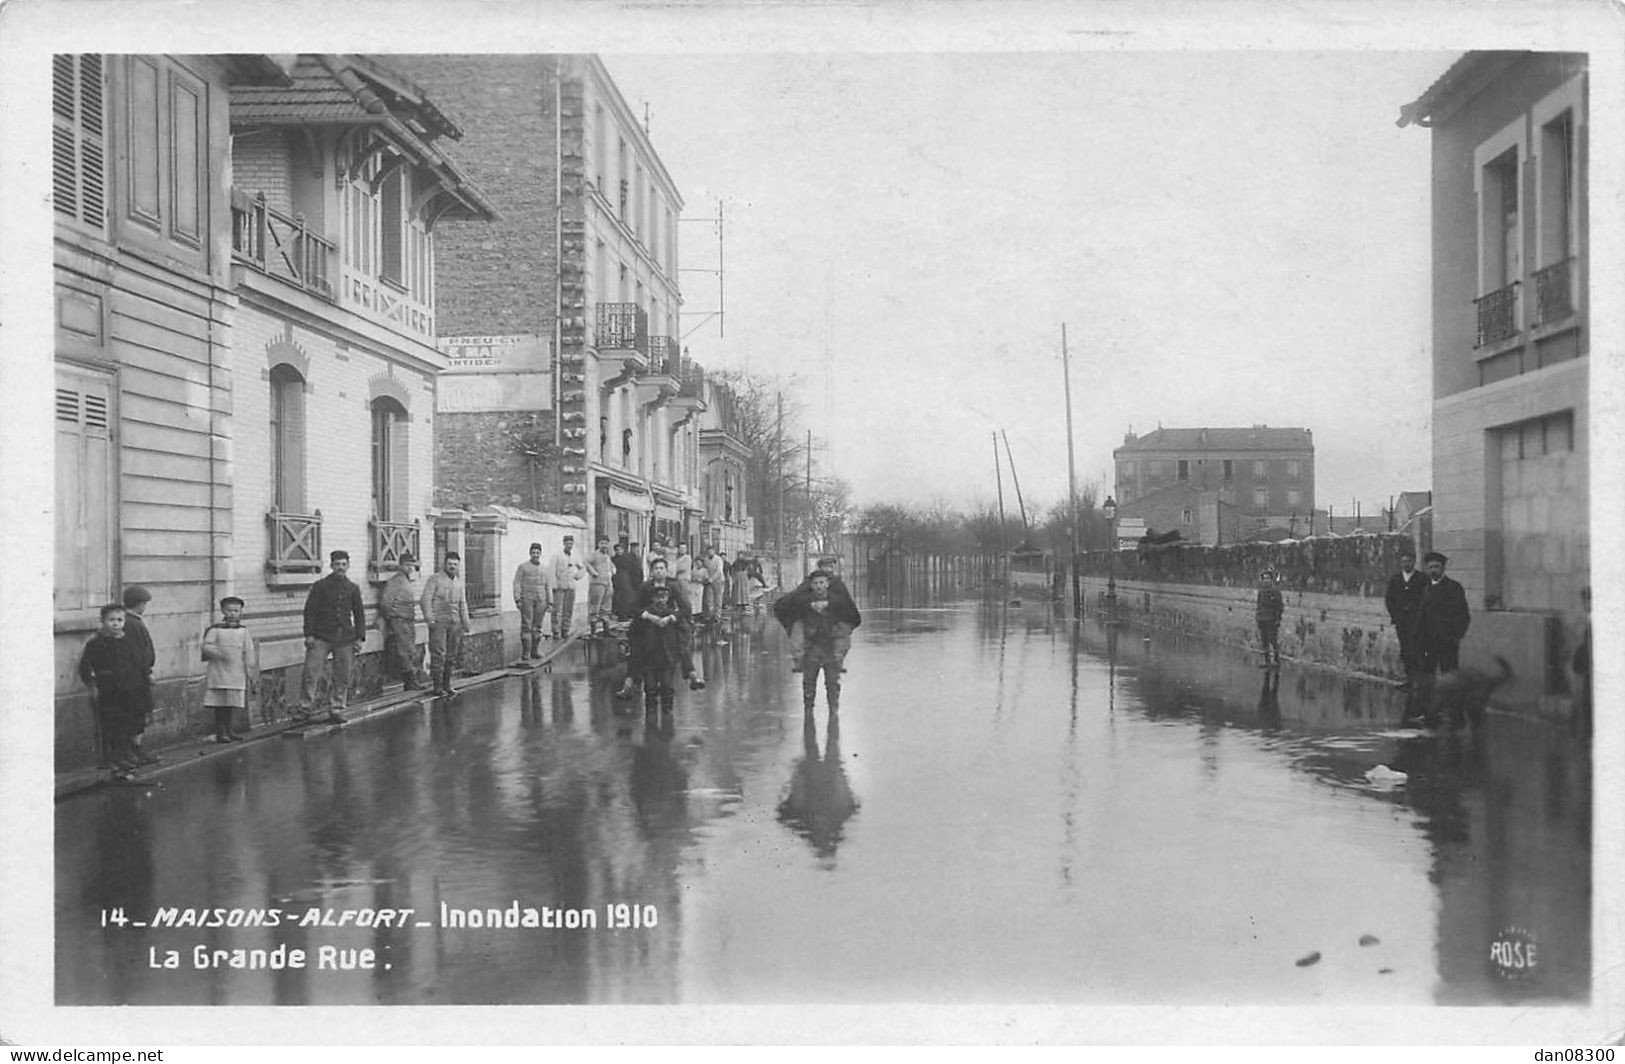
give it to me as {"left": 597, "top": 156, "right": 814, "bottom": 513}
{"left": 56, "top": 597, "right": 1590, "bottom": 1006}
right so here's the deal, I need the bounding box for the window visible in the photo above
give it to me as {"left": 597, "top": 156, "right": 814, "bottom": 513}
{"left": 1286, "top": 459, "right": 1300, "bottom": 478}
{"left": 1253, "top": 488, "right": 1268, "bottom": 508}
{"left": 1253, "top": 460, "right": 1266, "bottom": 479}
{"left": 53, "top": 54, "right": 106, "bottom": 230}
{"left": 270, "top": 364, "right": 306, "bottom": 512}
{"left": 380, "top": 164, "right": 406, "bottom": 285}
{"left": 371, "top": 398, "right": 408, "bottom": 521}
{"left": 55, "top": 368, "right": 116, "bottom": 615}
{"left": 617, "top": 138, "right": 628, "bottom": 220}
{"left": 1222, "top": 459, "right": 1233, "bottom": 481}
{"left": 1180, "top": 507, "right": 1193, "bottom": 524}
{"left": 1177, "top": 459, "right": 1189, "bottom": 481}
{"left": 593, "top": 105, "right": 606, "bottom": 191}
{"left": 1533, "top": 76, "right": 1584, "bottom": 327}
{"left": 1287, "top": 489, "right": 1302, "bottom": 508}
{"left": 1484, "top": 149, "right": 1520, "bottom": 291}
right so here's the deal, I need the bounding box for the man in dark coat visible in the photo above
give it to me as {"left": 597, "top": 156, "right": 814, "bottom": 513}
{"left": 1415, "top": 551, "right": 1470, "bottom": 678}
{"left": 299, "top": 550, "right": 367, "bottom": 723}
{"left": 780, "top": 556, "right": 858, "bottom": 672}
{"left": 119, "top": 585, "right": 160, "bottom": 765}
{"left": 774, "top": 570, "right": 862, "bottom": 711}
{"left": 1384, "top": 548, "right": 1428, "bottom": 689}
{"left": 612, "top": 541, "right": 645, "bottom": 620}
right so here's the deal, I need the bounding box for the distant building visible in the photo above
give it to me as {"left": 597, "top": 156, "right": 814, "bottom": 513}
{"left": 1400, "top": 50, "right": 1589, "bottom": 703}
{"left": 1115, "top": 482, "right": 1239, "bottom": 546}
{"left": 1113, "top": 426, "right": 1315, "bottom": 536}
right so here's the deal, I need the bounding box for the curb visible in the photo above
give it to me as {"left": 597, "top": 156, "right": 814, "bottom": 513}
{"left": 54, "top": 636, "right": 582, "bottom": 801}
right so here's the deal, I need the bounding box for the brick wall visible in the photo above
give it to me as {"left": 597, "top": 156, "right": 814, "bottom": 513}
{"left": 435, "top": 409, "right": 560, "bottom": 510}
{"left": 233, "top": 130, "right": 293, "bottom": 216}
{"left": 231, "top": 303, "right": 438, "bottom": 667}
{"left": 392, "top": 55, "right": 559, "bottom": 338}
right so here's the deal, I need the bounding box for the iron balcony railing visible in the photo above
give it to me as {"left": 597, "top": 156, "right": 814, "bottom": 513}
{"left": 1473, "top": 282, "right": 1519, "bottom": 348}
{"left": 678, "top": 358, "right": 705, "bottom": 398}
{"left": 232, "top": 191, "right": 335, "bottom": 299}
{"left": 647, "top": 336, "right": 676, "bottom": 375}
{"left": 267, "top": 508, "right": 323, "bottom": 574}
{"left": 594, "top": 302, "right": 648, "bottom": 353}
{"left": 1533, "top": 257, "right": 1576, "bottom": 327}
{"left": 369, "top": 518, "right": 420, "bottom": 576}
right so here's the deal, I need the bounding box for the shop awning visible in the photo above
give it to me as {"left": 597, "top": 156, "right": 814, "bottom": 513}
{"left": 608, "top": 486, "right": 653, "bottom": 513}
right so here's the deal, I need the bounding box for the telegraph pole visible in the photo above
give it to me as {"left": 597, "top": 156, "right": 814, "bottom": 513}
{"left": 993, "top": 432, "right": 1008, "bottom": 585}
{"left": 1061, "top": 324, "right": 1080, "bottom": 617}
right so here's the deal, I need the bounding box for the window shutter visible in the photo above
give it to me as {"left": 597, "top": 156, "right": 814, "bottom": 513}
{"left": 52, "top": 54, "right": 106, "bottom": 229}
{"left": 54, "top": 373, "right": 116, "bottom": 613}
{"left": 272, "top": 368, "right": 307, "bottom": 513}
{"left": 380, "top": 167, "right": 404, "bottom": 283}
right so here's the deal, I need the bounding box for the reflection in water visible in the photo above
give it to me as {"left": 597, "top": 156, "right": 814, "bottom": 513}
{"left": 776, "top": 713, "right": 860, "bottom": 862}
{"left": 55, "top": 593, "right": 1589, "bottom": 1006}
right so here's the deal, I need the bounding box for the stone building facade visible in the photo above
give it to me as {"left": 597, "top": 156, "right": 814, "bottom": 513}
{"left": 1400, "top": 51, "right": 1589, "bottom": 704}
{"left": 1113, "top": 426, "right": 1315, "bottom": 536}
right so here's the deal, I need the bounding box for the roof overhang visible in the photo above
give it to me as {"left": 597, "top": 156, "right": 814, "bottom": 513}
{"left": 1397, "top": 51, "right": 1528, "bottom": 128}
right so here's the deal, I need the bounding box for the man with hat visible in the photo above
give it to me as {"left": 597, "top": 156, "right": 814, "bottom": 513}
{"left": 1384, "top": 547, "right": 1428, "bottom": 689}
{"left": 513, "top": 541, "right": 552, "bottom": 659}
{"left": 1255, "top": 567, "right": 1284, "bottom": 668}
{"left": 421, "top": 551, "right": 472, "bottom": 698}
{"left": 1416, "top": 551, "right": 1471, "bottom": 679}
{"left": 550, "top": 534, "right": 586, "bottom": 640}
{"left": 381, "top": 552, "right": 424, "bottom": 689}
{"left": 299, "top": 550, "right": 367, "bottom": 723}
{"left": 783, "top": 555, "right": 858, "bottom": 673}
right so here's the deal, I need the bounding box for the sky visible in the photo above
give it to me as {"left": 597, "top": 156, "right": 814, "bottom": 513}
{"left": 605, "top": 49, "right": 1446, "bottom": 517}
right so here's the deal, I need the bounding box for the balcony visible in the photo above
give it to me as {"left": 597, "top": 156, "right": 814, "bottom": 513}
{"left": 267, "top": 508, "right": 323, "bottom": 578}
{"left": 670, "top": 356, "right": 707, "bottom": 419}
{"left": 369, "top": 518, "right": 421, "bottom": 580}
{"left": 1533, "top": 258, "right": 1577, "bottom": 328}
{"left": 594, "top": 302, "right": 649, "bottom": 377}
{"left": 648, "top": 335, "right": 676, "bottom": 375}
{"left": 232, "top": 191, "right": 335, "bottom": 300}
{"left": 1473, "top": 282, "right": 1520, "bottom": 349}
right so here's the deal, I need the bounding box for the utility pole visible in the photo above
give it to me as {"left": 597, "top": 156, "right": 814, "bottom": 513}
{"left": 806, "top": 428, "right": 813, "bottom": 554}
{"left": 1061, "top": 323, "right": 1080, "bottom": 617}
{"left": 1001, "top": 429, "right": 1029, "bottom": 534}
{"left": 776, "top": 389, "right": 785, "bottom": 589}
{"left": 993, "top": 432, "right": 1008, "bottom": 585}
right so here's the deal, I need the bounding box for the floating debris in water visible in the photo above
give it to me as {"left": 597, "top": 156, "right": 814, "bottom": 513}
{"left": 1364, "top": 765, "right": 1408, "bottom": 787}
{"left": 1295, "top": 951, "right": 1321, "bottom": 967}
{"left": 1378, "top": 968, "right": 1394, "bottom": 975}
{"left": 1359, "top": 934, "right": 1381, "bottom": 947}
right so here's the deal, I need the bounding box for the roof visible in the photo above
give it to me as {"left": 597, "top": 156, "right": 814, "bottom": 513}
{"left": 230, "top": 55, "right": 496, "bottom": 222}
{"left": 1115, "top": 426, "right": 1313, "bottom": 455}
{"left": 1397, "top": 51, "right": 1528, "bottom": 128}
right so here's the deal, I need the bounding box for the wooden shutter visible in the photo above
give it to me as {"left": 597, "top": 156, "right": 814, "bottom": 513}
{"left": 55, "top": 370, "right": 116, "bottom": 613}
{"left": 52, "top": 54, "right": 107, "bottom": 229}
{"left": 380, "top": 167, "right": 404, "bottom": 283}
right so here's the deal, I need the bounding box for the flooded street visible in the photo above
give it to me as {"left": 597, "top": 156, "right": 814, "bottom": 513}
{"left": 56, "top": 598, "right": 1590, "bottom": 1006}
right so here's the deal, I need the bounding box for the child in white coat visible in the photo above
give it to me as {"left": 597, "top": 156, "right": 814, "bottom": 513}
{"left": 201, "top": 596, "right": 259, "bottom": 742}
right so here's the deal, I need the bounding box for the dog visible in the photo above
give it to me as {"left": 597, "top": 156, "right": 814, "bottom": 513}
{"left": 1413, "top": 655, "right": 1512, "bottom": 729}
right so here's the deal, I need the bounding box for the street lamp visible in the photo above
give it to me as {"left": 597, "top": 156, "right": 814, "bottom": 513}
{"left": 1102, "top": 495, "right": 1118, "bottom": 619}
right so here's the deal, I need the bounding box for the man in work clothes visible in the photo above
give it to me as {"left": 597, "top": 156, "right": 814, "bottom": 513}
{"left": 421, "top": 551, "right": 472, "bottom": 697}
{"left": 513, "top": 542, "right": 552, "bottom": 659}
{"left": 1416, "top": 551, "right": 1471, "bottom": 678}
{"left": 550, "top": 535, "right": 586, "bottom": 640}
{"left": 697, "top": 544, "right": 726, "bottom": 623}
{"left": 299, "top": 550, "right": 367, "bottom": 723}
{"left": 584, "top": 535, "right": 615, "bottom": 636}
{"left": 381, "top": 552, "right": 423, "bottom": 690}
{"left": 1384, "top": 548, "right": 1427, "bottom": 689}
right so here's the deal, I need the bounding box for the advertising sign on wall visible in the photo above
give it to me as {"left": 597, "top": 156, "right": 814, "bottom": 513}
{"left": 439, "top": 334, "right": 549, "bottom": 374}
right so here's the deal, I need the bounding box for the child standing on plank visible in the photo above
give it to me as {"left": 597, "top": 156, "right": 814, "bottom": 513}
{"left": 201, "top": 596, "right": 259, "bottom": 743}
{"left": 78, "top": 604, "right": 149, "bottom": 780}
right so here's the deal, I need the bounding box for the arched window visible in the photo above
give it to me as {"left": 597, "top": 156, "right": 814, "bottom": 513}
{"left": 270, "top": 364, "right": 306, "bottom": 512}
{"left": 372, "top": 397, "right": 408, "bottom": 521}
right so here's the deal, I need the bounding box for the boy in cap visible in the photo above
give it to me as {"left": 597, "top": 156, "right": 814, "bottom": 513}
{"left": 630, "top": 579, "right": 690, "bottom": 716}
{"left": 774, "top": 569, "right": 862, "bottom": 712}
{"left": 79, "top": 603, "right": 149, "bottom": 780}
{"left": 1255, "top": 567, "right": 1284, "bottom": 668}
{"left": 201, "top": 596, "right": 259, "bottom": 742}
{"left": 120, "top": 585, "right": 161, "bottom": 765}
